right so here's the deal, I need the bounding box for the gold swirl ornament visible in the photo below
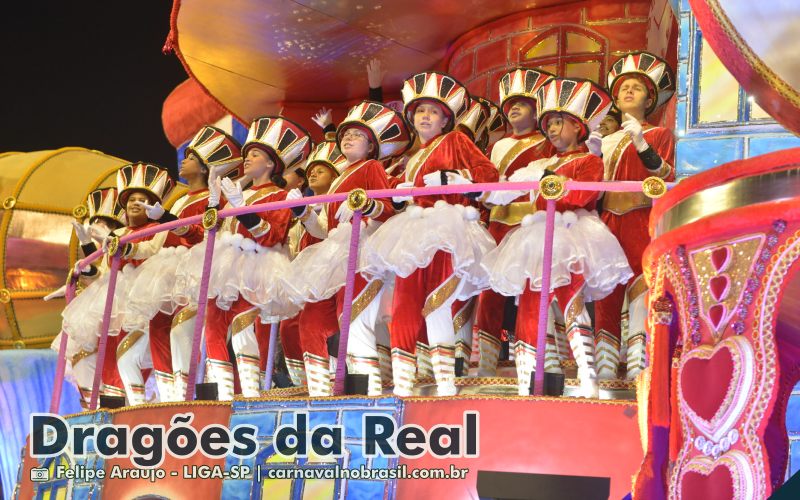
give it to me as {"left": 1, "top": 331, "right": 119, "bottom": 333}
{"left": 0, "top": 288, "right": 10, "bottom": 304}
{"left": 72, "top": 204, "right": 88, "bottom": 219}
{"left": 202, "top": 208, "right": 219, "bottom": 230}
{"left": 347, "top": 188, "right": 369, "bottom": 211}
{"left": 539, "top": 175, "right": 567, "bottom": 200}
{"left": 2, "top": 197, "right": 16, "bottom": 210}
{"left": 642, "top": 176, "right": 668, "bottom": 199}
{"left": 105, "top": 235, "right": 120, "bottom": 255}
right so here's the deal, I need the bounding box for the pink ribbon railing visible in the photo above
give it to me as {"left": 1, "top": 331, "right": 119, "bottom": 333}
{"left": 56, "top": 178, "right": 673, "bottom": 409}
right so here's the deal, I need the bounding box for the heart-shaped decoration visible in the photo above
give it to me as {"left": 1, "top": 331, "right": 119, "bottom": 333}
{"left": 708, "top": 304, "right": 726, "bottom": 330}
{"left": 708, "top": 274, "right": 730, "bottom": 302}
{"left": 710, "top": 246, "right": 731, "bottom": 272}
{"left": 680, "top": 452, "right": 754, "bottom": 500}
{"left": 679, "top": 336, "right": 754, "bottom": 442}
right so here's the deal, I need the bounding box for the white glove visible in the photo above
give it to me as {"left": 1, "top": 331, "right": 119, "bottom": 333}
{"left": 286, "top": 188, "right": 303, "bottom": 201}
{"left": 508, "top": 164, "right": 547, "bottom": 183}
{"left": 422, "top": 172, "right": 443, "bottom": 186}
{"left": 71, "top": 221, "right": 92, "bottom": 245}
{"left": 219, "top": 177, "right": 245, "bottom": 208}
{"left": 335, "top": 202, "right": 353, "bottom": 223}
{"left": 73, "top": 260, "right": 91, "bottom": 276}
{"left": 136, "top": 201, "right": 165, "bottom": 220}
{"left": 586, "top": 130, "right": 603, "bottom": 157}
{"left": 43, "top": 285, "right": 67, "bottom": 301}
{"left": 484, "top": 189, "right": 526, "bottom": 206}
{"left": 311, "top": 107, "right": 333, "bottom": 130}
{"left": 88, "top": 223, "right": 110, "bottom": 243}
{"left": 622, "top": 113, "right": 647, "bottom": 152}
{"left": 445, "top": 172, "right": 472, "bottom": 185}
{"left": 392, "top": 182, "right": 414, "bottom": 203}
{"left": 208, "top": 167, "right": 222, "bottom": 206}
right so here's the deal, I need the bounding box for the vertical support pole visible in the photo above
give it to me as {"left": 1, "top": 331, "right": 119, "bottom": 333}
{"left": 50, "top": 278, "right": 77, "bottom": 413}
{"left": 185, "top": 226, "right": 217, "bottom": 401}
{"left": 533, "top": 199, "right": 556, "bottom": 396}
{"left": 90, "top": 253, "right": 122, "bottom": 410}
{"left": 333, "top": 212, "right": 364, "bottom": 396}
{"left": 263, "top": 322, "right": 279, "bottom": 391}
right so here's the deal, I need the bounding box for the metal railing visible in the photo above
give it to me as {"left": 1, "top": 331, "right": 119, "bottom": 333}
{"left": 51, "top": 176, "right": 671, "bottom": 411}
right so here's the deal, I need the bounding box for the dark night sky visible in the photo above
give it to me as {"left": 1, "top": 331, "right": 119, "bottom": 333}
{"left": 1, "top": 3, "right": 187, "bottom": 177}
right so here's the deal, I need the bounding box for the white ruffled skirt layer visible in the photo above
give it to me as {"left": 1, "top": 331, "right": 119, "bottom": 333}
{"left": 481, "top": 209, "right": 631, "bottom": 300}
{"left": 123, "top": 246, "right": 188, "bottom": 331}
{"left": 360, "top": 201, "right": 496, "bottom": 297}
{"left": 572, "top": 209, "right": 634, "bottom": 301}
{"left": 61, "top": 263, "right": 140, "bottom": 346}
{"left": 171, "top": 232, "right": 298, "bottom": 322}
{"left": 285, "top": 220, "right": 379, "bottom": 304}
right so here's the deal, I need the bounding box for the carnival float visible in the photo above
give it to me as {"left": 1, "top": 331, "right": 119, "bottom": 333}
{"left": 4, "top": 0, "right": 800, "bottom": 499}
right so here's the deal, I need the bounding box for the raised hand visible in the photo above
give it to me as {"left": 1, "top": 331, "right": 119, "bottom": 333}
{"left": 71, "top": 221, "right": 92, "bottom": 245}
{"left": 366, "top": 58, "right": 386, "bottom": 89}
{"left": 311, "top": 107, "right": 333, "bottom": 130}
{"left": 135, "top": 200, "right": 166, "bottom": 220}
{"left": 586, "top": 130, "right": 603, "bottom": 157}
{"left": 621, "top": 113, "right": 647, "bottom": 152}
{"left": 219, "top": 177, "right": 245, "bottom": 208}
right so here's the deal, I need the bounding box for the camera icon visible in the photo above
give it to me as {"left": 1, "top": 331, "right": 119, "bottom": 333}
{"left": 30, "top": 467, "right": 50, "bottom": 482}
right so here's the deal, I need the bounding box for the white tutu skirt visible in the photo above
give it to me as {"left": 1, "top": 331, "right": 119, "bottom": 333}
{"left": 171, "top": 231, "right": 298, "bottom": 321}
{"left": 572, "top": 209, "right": 633, "bottom": 301}
{"left": 61, "top": 264, "right": 140, "bottom": 346}
{"left": 123, "top": 246, "right": 188, "bottom": 331}
{"left": 285, "top": 220, "right": 379, "bottom": 304}
{"left": 172, "top": 236, "right": 213, "bottom": 309}
{"left": 361, "top": 201, "right": 496, "bottom": 294}
{"left": 481, "top": 211, "right": 585, "bottom": 296}
{"left": 50, "top": 332, "right": 97, "bottom": 387}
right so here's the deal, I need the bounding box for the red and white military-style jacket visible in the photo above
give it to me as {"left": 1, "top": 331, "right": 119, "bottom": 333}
{"left": 600, "top": 124, "right": 674, "bottom": 216}
{"left": 220, "top": 182, "right": 292, "bottom": 247}
{"left": 486, "top": 132, "right": 554, "bottom": 242}
{"left": 403, "top": 130, "right": 498, "bottom": 208}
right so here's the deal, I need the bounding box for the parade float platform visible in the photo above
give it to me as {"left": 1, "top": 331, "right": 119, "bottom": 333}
{"left": 14, "top": 391, "right": 642, "bottom": 499}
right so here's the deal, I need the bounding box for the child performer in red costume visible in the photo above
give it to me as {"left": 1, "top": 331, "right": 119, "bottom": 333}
{"left": 449, "top": 95, "right": 503, "bottom": 369}
{"left": 476, "top": 68, "right": 556, "bottom": 376}
{"left": 483, "top": 78, "right": 632, "bottom": 397}
{"left": 288, "top": 101, "right": 411, "bottom": 396}
{"left": 279, "top": 141, "right": 346, "bottom": 388}
{"left": 590, "top": 52, "right": 675, "bottom": 380}
{"left": 202, "top": 117, "right": 310, "bottom": 399}
{"left": 64, "top": 163, "right": 175, "bottom": 405}
{"left": 125, "top": 126, "right": 242, "bottom": 401}
{"left": 362, "top": 72, "right": 499, "bottom": 397}
{"left": 51, "top": 188, "right": 126, "bottom": 407}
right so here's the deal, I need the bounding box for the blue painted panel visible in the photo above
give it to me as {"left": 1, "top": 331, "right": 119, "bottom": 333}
{"left": 232, "top": 119, "right": 249, "bottom": 145}
{"left": 371, "top": 453, "right": 389, "bottom": 470}
{"left": 748, "top": 136, "right": 800, "bottom": 158}
{"left": 347, "top": 443, "right": 368, "bottom": 470}
{"left": 787, "top": 395, "right": 800, "bottom": 434}
{"left": 346, "top": 479, "right": 386, "bottom": 500}
{"left": 230, "top": 410, "right": 278, "bottom": 438}
{"left": 71, "top": 485, "right": 91, "bottom": 500}
{"left": 679, "top": 15, "right": 691, "bottom": 61}
{"left": 676, "top": 100, "right": 688, "bottom": 136}
{"left": 308, "top": 411, "right": 339, "bottom": 428}
{"left": 678, "top": 61, "right": 689, "bottom": 98}
{"left": 791, "top": 440, "right": 800, "bottom": 476}
{"left": 375, "top": 396, "right": 401, "bottom": 408}
{"left": 676, "top": 138, "right": 744, "bottom": 175}
{"left": 220, "top": 478, "right": 252, "bottom": 499}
